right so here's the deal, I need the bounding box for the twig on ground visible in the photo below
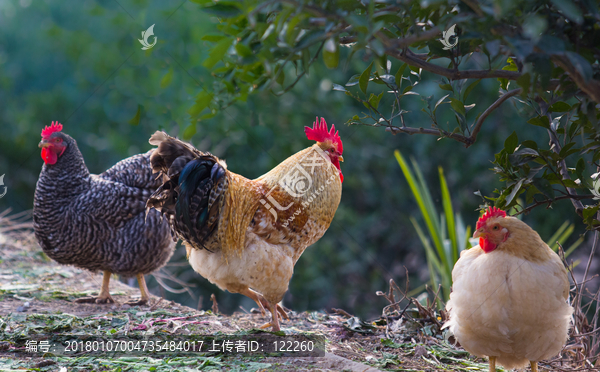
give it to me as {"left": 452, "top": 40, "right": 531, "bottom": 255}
{"left": 211, "top": 293, "right": 219, "bottom": 314}
{"left": 332, "top": 308, "right": 354, "bottom": 318}
{"left": 149, "top": 297, "right": 164, "bottom": 311}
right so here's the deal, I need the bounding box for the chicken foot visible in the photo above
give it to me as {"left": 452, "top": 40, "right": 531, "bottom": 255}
{"left": 488, "top": 356, "right": 496, "bottom": 372}
{"left": 126, "top": 274, "right": 150, "bottom": 306}
{"left": 530, "top": 361, "right": 538, "bottom": 372}
{"left": 75, "top": 270, "right": 115, "bottom": 304}
{"left": 239, "top": 288, "right": 288, "bottom": 331}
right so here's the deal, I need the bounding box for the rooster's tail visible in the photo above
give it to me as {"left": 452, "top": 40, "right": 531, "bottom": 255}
{"left": 146, "top": 131, "right": 228, "bottom": 249}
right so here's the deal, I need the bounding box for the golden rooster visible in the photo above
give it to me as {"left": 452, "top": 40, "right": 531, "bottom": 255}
{"left": 146, "top": 117, "right": 343, "bottom": 331}
{"left": 444, "top": 207, "right": 573, "bottom": 371}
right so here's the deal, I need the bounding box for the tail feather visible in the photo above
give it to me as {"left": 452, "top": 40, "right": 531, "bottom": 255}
{"left": 146, "top": 132, "right": 228, "bottom": 250}
{"left": 148, "top": 131, "right": 202, "bottom": 174}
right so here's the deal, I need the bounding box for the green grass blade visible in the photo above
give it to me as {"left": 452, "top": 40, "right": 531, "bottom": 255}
{"left": 395, "top": 151, "right": 444, "bottom": 256}
{"left": 410, "top": 217, "right": 443, "bottom": 274}
{"left": 546, "top": 221, "right": 569, "bottom": 251}
{"left": 564, "top": 236, "right": 583, "bottom": 258}
{"left": 439, "top": 166, "right": 458, "bottom": 269}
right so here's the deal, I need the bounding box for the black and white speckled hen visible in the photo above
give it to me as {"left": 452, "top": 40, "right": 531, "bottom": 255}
{"left": 33, "top": 122, "right": 176, "bottom": 305}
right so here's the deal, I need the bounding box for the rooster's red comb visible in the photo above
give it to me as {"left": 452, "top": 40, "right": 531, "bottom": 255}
{"left": 476, "top": 206, "right": 507, "bottom": 230}
{"left": 304, "top": 117, "right": 343, "bottom": 153}
{"left": 41, "top": 121, "right": 63, "bottom": 138}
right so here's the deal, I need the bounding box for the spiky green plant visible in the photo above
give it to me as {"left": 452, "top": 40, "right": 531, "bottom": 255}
{"left": 395, "top": 150, "right": 582, "bottom": 308}
{"left": 394, "top": 150, "right": 471, "bottom": 305}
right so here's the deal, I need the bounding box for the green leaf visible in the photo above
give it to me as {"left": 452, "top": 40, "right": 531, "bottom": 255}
{"left": 550, "top": 0, "right": 583, "bottom": 24}
{"left": 345, "top": 74, "right": 361, "bottom": 87}
{"left": 502, "top": 57, "right": 518, "bottom": 71}
{"left": 203, "top": 37, "right": 233, "bottom": 69}
{"left": 274, "top": 64, "right": 285, "bottom": 86}
{"left": 434, "top": 94, "right": 450, "bottom": 113}
{"left": 394, "top": 64, "right": 407, "bottom": 89}
{"left": 128, "top": 105, "right": 142, "bottom": 126}
{"left": 201, "top": 34, "right": 226, "bottom": 42}
{"left": 439, "top": 84, "right": 453, "bottom": 91}
{"left": 504, "top": 131, "right": 518, "bottom": 154}
{"left": 368, "top": 92, "right": 383, "bottom": 109}
{"left": 533, "top": 177, "right": 555, "bottom": 199}
{"left": 323, "top": 38, "right": 340, "bottom": 69}
{"left": 301, "top": 48, "right": 310, "bottom": 74}
{"left": 183, "top": 124, "right": 197, "bottom": 140}
{"left": 515, "top": 73, "right": 530, "bottom": 95}
{"left": 583, "top": 205, "right": 600, "bottom": 224}
{"left": 332, "top": 83, "right": 347, "bottom": 92}
{"left": 565, "top": 51, "right": 593, "bottom": 81}
{"left": 559, "top": 142, "right": 579, "bottom": 158}
{"left": 505, "top": 179, "right": 524, "bottom": 206}
{"left": 369, "top": 38, "right": 385, "bottom": 56}
{"left": 188, "top": 92, "right": 213, "bottom": 118}
{"left": 295, "top": 29, "right": 326, "bottom": 49}
{"left": 527, "top": 116, "right": 550, "bottom": 129}
{"left": 234, "top": 43, "right": 253, "bottom": 58}
{"left": 521, "top": 140, "right": 538, "bottom": 150}
{"left": 549, "top": 102, "right": 571, "bottom": 112}
{"left": 359, "top": 61, "right": 373, "bottom": 94}
{"left": 202, "top": 2, "right": 242, "bottom": 17}
{"left": 160, "top": 68, "right": 173, "bottom": 89}
{"left": 463, "top": 79, "right": 480, "bottom": 101}
{"left": 449, "top": 98, "right": 466, "bottom": 116}
{"left": 576, "top": 158, "right": 585, "bottom": 179}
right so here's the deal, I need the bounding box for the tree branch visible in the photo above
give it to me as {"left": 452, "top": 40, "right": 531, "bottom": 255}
{"left": 378, "top": 34, "right": 523, "bottom": 80}
{"left": 384, "top": 125, "right": 472, "bottom": 144}
{"left": 513, "top": 194, "right": 595, "bottom": 216}
{"left": 545, "top": 112, "right": 585, "bottom": 216}
{"left": 468, "top": 88, "right": 522, "bottom": 147}
{"left": 384, "top": 88, "right": 522, "bottom": 147}
{"left": 551, "top": 54, "right": 600, "bottom": 104}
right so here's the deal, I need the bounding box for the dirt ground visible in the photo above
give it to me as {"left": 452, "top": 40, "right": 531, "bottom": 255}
{"left": 0, "top": 225, "right": 578, "bottom": 372}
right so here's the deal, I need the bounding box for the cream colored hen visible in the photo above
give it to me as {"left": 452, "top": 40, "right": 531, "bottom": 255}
{"left": 444, "top": 207, "right": 573, "bottom": 372}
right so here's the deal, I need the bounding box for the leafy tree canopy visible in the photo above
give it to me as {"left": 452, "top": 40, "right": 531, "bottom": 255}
{"left": 192, "top": 0, "right": 600, "bottom": 228}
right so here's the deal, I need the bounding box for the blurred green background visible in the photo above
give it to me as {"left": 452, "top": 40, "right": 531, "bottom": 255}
{"left": 0, "top": 0, "right": 587, "bottom": 318}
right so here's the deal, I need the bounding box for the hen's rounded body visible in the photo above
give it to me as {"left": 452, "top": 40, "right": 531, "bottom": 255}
{"left": 34, "top": 139, "right": 175, "bottom": 277}
{"left": 445, "top": 217, "right": 572, "bottom": 370}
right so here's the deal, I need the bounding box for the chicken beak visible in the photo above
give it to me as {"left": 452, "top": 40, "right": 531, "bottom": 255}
{"left": 338, "top": 155, "right": 344, "bottom": 162}
{"left": 38, "top": 140, "right": 50, "bottom": 149}
{"left": 473, "top": 229, "right": 485, "bottom": 239}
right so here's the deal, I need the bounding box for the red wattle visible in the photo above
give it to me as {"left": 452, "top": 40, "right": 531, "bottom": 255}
{"left": 480, "top": 237, "right": 497, "bottom": 253}
{"left": 41, "top": 148, "right": 57, "bottom": 165}
{"left": 330, "top": 157, "right": 343, "bottom": 183}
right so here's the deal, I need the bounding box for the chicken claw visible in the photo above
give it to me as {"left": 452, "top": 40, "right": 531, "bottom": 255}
{"left": 240, "top": 288, "right": 289, "bottom": 330}
{"left": 75, "top": 270, "right": 115, "bottom": 304}
{"left": 125, "top": 274, "right": 150, "bottom": 306}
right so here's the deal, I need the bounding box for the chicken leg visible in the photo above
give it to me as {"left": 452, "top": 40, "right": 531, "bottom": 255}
{"left": 75, "top": 270, "right": 115, "bottom": 304}
{"left": 126, "top": 274, "right": 150, "bottom": 306}
{"left": 240, "top": 288, "right": 289, "bottom": 331}
{"left": 488, "top": 356, "right": 496, "bottom": 372}
{"left": 530, "top": 361, "right": 538, "bottom": 372}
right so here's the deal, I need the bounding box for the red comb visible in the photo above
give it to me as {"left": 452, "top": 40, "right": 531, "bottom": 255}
{"left": 304, "top": 117, "right": 343, "bottom": 153}
{"left": 476, "top": 206, "right": 507, "bottom": 229}
{"left": 41, "top": 121, "right": 63, "bottom": 138}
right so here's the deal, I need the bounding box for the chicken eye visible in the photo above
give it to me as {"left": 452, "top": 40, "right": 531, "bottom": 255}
{"left": 493, "top": 226, "right": 499, "bottom": 230}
